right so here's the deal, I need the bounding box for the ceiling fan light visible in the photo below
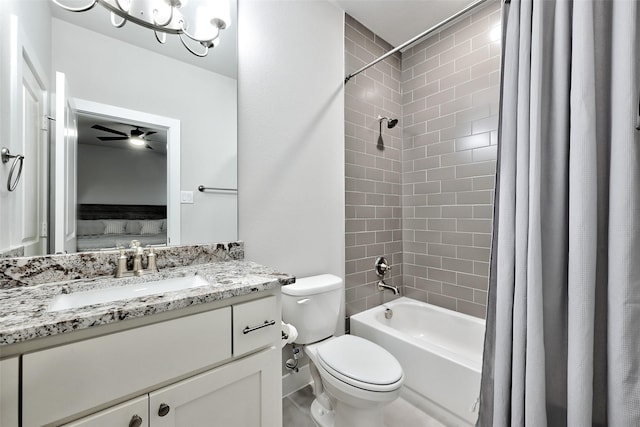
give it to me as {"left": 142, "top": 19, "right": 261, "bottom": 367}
{"left": 129, "top": 136, "right": 145, "bottom": 146}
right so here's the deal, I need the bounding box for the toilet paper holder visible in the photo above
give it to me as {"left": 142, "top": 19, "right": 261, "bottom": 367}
{"left": 281, "top": 321, "right": 298, "bottom": 348}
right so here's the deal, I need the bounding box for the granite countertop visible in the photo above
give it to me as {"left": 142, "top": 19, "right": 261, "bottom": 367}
{"left": 0, "top": 260, "right": 294, "bottom": 346}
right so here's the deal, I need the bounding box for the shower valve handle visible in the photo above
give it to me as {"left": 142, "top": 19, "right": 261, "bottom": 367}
{"left": 375, "top": 256, "right": 392, "bottom": 277}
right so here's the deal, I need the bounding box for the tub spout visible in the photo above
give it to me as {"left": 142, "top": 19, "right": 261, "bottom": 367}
{"left": 378, "top": 280, "right": 400, "bottom": 295}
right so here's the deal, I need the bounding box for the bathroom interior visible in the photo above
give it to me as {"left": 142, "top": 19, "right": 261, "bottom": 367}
{"left": 0, "top": 0, "right": 638, "bottom": 426}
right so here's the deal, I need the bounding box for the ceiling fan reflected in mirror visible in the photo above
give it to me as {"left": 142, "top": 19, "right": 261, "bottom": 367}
{"left": 91, "top": 124, "right": 158, "bottom": 150}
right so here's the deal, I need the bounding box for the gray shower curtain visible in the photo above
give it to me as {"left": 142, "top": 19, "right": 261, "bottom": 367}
{"left": 477, "top": 0, "right": 640, "bottom": 426}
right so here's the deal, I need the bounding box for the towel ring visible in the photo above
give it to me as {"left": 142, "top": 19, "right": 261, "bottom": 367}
{"left": 1, "top": 148, "right": 25, "bottom": 192}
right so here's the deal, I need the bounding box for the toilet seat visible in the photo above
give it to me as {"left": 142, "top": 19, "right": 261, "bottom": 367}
{"left": 315, "top": 335, "right": 403, "bottom": 392}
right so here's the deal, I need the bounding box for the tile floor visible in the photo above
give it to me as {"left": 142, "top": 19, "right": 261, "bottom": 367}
{"left": 283, "top": 385, "right": 447, "bottom": 427}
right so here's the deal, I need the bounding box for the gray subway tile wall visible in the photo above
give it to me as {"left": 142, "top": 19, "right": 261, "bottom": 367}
{"left": 345, "top": 0, "right": 500, "bottom": 320}
{"left": 401, "top": 1, "right": 500, "bottom": 319}
{"left": 345, "top": 14, "right": 403, "bottom": 318}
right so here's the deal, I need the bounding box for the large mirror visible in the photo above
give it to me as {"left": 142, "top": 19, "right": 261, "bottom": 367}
{"left": 0, "top": 0, "right": 238, "bottom": 256}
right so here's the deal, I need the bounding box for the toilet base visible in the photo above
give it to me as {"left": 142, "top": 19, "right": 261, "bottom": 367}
{"left": 310, "top": 397, "right": 389, "bottom": 427}
{"left": 310, "top": 399, "right": 334, "bottom": 427}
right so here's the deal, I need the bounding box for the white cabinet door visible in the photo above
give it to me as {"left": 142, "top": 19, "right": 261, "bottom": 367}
{"left": 149, "top": 346, "right": 281, "bottom": 427}
{"left": 0, "top": 357, "right": 19, "bottom": 427}
{"left": 62, "top": 395, "right": 148, "bottom": 427}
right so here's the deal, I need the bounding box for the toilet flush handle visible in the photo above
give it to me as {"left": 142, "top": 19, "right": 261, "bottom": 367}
{"left": 297, "top": 298, "right": 310, "bottom": 304}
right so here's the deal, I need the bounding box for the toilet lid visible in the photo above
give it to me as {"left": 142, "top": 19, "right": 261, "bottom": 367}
{"left": 316, "top": 335, "right": 403, "bottom": 391}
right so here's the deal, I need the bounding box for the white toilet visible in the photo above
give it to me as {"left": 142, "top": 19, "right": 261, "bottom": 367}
{"left": 282, "top": 274, "right": 404, "bottom": 427}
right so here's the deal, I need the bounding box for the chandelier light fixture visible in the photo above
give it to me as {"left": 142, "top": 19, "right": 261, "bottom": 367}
{"left": 51, "top": 0, "right": 231, "bottom": 57}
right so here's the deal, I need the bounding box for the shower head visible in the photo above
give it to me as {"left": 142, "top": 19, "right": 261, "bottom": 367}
{"left": 377, "top": 115, "right": 399, "bottom": 129}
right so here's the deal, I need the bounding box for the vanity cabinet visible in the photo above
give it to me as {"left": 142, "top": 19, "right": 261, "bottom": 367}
{"left": 63, "top": 347, "right": 279, "bottom": 427}
{"left": 23, "top": 308, "right": 232, "bottom": 426}
{"left": 18, "top": 293, "right": 281, "bottom": 427}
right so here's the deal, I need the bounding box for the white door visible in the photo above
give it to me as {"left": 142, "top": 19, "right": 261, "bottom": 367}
{"left": 60, "top": 395, "right": 148, "bottom": 427}
{"left": 149, "top": 347, "right": 281, "bottom": 427}
{"left": 53, "top": 71, "right": 77, "bottom": 254}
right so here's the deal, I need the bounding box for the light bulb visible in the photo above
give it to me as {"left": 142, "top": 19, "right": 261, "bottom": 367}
{"left": 129, "top": 136, "right": 145, "bottom": 146}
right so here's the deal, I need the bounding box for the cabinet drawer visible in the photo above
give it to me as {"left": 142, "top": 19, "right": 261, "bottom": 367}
{"left": 62, "top": 395, "right": 148, "bottom": 427}
{"left": 22, "top": 308, "right": 231, "bottom": 427}
{"left": 233, "top": 296, "right": 279, "bottom": 356}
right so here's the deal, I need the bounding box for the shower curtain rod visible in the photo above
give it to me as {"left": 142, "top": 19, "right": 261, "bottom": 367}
{"left": 344, "top": 0, "right": 489, "bottom": 83}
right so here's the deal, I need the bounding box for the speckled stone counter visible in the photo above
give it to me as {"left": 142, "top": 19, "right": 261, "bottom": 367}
{"left": 0, "top": 242, "right": 244, "bottom": 289}
{"left": 0, "top": 260, "right": 294, "bottom": 346}
{"left": 0, "top": 247, "right": 24, "bottom": 259}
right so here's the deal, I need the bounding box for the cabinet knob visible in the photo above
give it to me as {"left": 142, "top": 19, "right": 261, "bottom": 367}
{"left": 129, "top": 415, "right": 143, "bottom": 427}
{"left": 158, "top": 403, "right": 171, "bottom": 417}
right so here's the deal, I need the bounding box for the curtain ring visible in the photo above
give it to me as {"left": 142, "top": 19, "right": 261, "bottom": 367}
{"left": 1, "top": 148, "right": 25, "bottom": 192}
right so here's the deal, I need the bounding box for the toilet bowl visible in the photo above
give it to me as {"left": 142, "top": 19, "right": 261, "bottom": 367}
{"left": 282, "top": 274, "right": 404, "bottom": 427}
{"left": 306, "top": 335, "right": 403, "bottom": 427}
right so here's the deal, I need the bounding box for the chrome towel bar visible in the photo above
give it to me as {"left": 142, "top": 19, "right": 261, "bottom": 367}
{"left": 198, "top": 185, "right": 237, "bottom": 193}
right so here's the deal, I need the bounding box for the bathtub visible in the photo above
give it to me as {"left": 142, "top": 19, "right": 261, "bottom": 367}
{"left": 350, "top": 297, "right": 485, "bottom": 426}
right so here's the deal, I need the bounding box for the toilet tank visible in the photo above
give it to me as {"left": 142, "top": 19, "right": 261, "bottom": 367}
{"left": 281, "top": 274, "right": 343, "bottom": 344}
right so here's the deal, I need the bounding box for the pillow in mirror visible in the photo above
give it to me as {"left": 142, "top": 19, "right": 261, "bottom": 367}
{"left": 103, "top": 220, "right": 127, "bottom": 235}
{"left": 126, "top": 220, "right": 142, "bottom": 234}
{"left": 140, "top": 219, "right": 164, "bottom": 235}
{"left": 77, "top": 220, "right": 105, "bottom": 236}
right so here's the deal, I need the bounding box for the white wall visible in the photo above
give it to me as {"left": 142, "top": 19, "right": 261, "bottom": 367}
{"left": 52, "top": 19, "right": 238, "bottom": 245}
{"left": 238, "top": 1, "right": 345, "bottom": 279}
{"left": 0, "top": 1, "right": 52, "bottom": 253}
{"left": 77, "top": 144, "right": 166, "bottom": 205}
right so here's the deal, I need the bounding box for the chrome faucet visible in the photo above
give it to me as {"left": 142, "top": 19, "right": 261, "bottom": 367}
{"left": 375, "top": 256, "right": 400, "bottom": 295}
{"left": 378, "top": 280, "right": 400, "bottom": 295}
{"left": 132, "top": 241, "right": 143, "bottom": 276}
{"left": 114, "top": 240, "right": 159, "bottom": 278}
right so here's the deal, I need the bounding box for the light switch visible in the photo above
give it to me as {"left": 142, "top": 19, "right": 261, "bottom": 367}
{"left": 181, "top": 190, "right": 194, "bottom": 204}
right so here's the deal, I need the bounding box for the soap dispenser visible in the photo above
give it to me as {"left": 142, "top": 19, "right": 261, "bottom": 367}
{"left": 147, "top": 247, "right": 158, "bottom": 272}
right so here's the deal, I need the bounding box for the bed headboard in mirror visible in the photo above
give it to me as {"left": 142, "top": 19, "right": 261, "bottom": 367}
{"left": 77, "top": 204, "right": 167, "bottom": 220}
{"left": 76, "top": 204, "right": 169, "bottom": 252}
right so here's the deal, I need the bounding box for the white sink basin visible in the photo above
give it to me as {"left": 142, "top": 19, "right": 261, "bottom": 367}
{"left": 48, "top": 275, "right": 210, "bottom": 312}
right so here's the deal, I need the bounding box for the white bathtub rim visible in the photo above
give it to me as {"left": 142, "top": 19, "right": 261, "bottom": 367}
{"left": 350, "top": 297, "right": 486, "bottom": 372}
{"left": 351, "top": 317, "right": 482, "bottom": 373}
{"left": 366, "top": 296, "right": 485, "bottom": 325}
